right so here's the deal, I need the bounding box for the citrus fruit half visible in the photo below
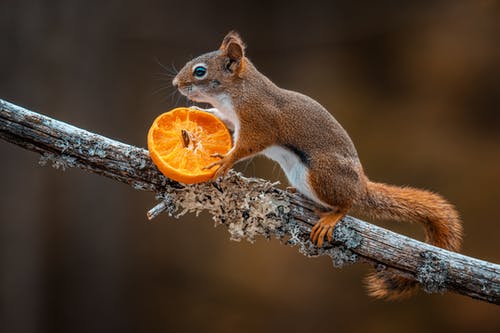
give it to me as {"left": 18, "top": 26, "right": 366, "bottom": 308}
{"left": 147, "top": 107, "right": 232, "bottom": 184}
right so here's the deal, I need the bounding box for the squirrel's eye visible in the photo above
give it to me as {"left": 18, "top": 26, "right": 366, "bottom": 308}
{"left": 193, "top": 66, "right": 207, "bottom": 79}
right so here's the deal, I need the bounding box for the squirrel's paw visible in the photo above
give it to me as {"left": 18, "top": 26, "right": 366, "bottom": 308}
{"left": 310, "top": 211, "right": 345, "bottom": 247}
{"left": 204, "top": 154, "right": 233, "bottom": 180}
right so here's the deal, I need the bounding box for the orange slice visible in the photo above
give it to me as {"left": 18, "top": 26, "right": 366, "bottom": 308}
{"left": 147, "top": 107, "right": 232, "bottom": 184}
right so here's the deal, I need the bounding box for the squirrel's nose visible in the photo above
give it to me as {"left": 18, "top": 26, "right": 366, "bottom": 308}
{"left": 172, "top": 77, "right": 179, "bottom": 87}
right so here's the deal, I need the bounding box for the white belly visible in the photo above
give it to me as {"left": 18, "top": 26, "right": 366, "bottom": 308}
{"left": 261, "top": 145, "right": 323, "bottom": 204}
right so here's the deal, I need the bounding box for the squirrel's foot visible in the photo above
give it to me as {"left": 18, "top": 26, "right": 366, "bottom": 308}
{"left": 310, "top": 211, "right": 346, "bottom": 247}
{"left": 204, "top": 154, "right": 233, "bottom": 180}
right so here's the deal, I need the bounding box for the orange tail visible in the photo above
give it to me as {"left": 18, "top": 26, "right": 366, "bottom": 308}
{"left": 353, "top": 180, "right": 463, "bottom": 300}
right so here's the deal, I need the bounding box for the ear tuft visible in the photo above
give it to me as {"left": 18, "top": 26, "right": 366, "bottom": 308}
{"left": 220, "top": 30, "right": 246, "bottom": 55}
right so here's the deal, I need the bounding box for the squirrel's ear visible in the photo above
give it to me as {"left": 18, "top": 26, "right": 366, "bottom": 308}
{"left": 220, "top": 31, "right": 246, "bottom": 55}
{"left": 220, "top": 31, "right": 246, "bottom": 74}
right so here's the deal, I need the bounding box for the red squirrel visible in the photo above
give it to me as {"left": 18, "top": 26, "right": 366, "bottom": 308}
{"left": 172, "top": 31, "right": 463, "bottom": 299}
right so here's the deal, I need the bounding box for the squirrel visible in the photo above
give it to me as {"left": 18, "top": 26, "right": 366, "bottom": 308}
{"left": 172, "top": 31, "right": 463, "bottom": 299}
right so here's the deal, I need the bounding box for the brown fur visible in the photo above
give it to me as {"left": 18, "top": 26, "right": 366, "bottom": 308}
{"left": 354, "top": 180, "right": 463, "bottom": 299}
{"left": 173, "top": 31, "right": 463, "bottom": 300}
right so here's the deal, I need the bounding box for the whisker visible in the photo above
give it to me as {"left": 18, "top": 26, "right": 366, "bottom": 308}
{"left": 174, "top": 92, "right": 183, "bottom": 107}
{"left": 171, "top": 62, "right": 179, "bottom": 75}
{"left": 170, "top": 89, "right": 179, "bottom": 103}
{"left": 154, "top": 57, "right": 178, "bottom": 76}
{"left": 151, "top": 85, "right": 170, "bottom": 96}
{"left": 152, "top": 72, "right": 177, "bottom": 80}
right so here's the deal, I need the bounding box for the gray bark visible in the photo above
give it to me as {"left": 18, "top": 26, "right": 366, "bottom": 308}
{"left": 1, "top": 98, "right": 499, "bottom": 304}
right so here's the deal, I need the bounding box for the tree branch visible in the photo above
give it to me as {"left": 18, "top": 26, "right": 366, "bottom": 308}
{"left": 1, "top": 98, "right": 499, "bottom": 304}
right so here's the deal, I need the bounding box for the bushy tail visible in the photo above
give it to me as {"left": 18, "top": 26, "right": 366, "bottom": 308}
{"left": 353, "top": 181, "right": 463, "bottom": 300}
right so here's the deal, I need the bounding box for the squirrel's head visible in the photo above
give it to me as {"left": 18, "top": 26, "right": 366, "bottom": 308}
{"left": 173, "top": 31, "right": 246, "bottom": 104}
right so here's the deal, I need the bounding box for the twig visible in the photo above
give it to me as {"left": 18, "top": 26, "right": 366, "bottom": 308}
{"left": 1, "top": 98, "right": 499, "bottom": 304}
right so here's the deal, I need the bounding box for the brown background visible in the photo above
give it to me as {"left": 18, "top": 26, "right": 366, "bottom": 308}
{"left": 1, "top": 1, "right": 499, "bottom": 332}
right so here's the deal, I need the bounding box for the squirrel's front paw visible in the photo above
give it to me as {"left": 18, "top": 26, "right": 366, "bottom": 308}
{"left": 203, "top": 154, "right": 233, "bottom": 180}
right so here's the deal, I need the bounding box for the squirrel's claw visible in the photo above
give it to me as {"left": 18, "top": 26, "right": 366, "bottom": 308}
{"left": 203, "top": 153, "right": 226, "bottom": 170}
{"left": 310, "top": 224, "right": 333, "bottom": 247}
{"left": 310, "top": 211, "right": 345, "bottom": 247}
{"left": 204, "top": 155, "right": 233, "bottom": 181}
{"left": 210, "top": 152, "right": 225, "bottom": 159}
{"left": 212, "top": 164, "right": 230, "bottom": 180}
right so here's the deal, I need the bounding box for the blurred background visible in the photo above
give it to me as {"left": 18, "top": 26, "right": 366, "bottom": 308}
{"left": 1, "top": 0, "right": 499, "bottom": 332}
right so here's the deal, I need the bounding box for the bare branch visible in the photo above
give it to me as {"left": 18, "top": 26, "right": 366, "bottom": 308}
{"left": 1, "top": 98, "right": 499, "bottom": 304}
